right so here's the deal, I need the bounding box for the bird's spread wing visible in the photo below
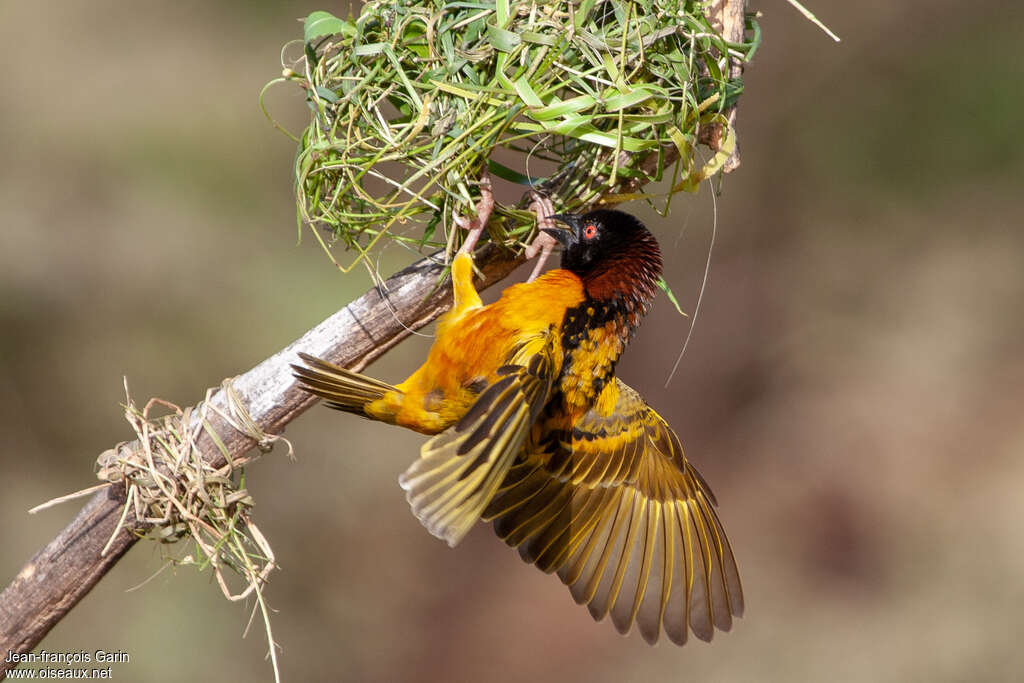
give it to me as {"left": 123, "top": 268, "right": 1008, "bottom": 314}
{"left": 483, "top": 379, "right": 743, "bottom": 644}
{"left": 399, "top": 335, "right": 557, "bottom": 547}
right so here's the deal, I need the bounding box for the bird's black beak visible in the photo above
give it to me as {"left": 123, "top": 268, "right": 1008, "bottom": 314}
{"left": 542, "top": 213, "right": 582, "bottom": 247}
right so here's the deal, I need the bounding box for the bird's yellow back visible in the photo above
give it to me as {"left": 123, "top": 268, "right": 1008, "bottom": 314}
{"left": 366, "top": 260, "right": 586, "bottom": 434}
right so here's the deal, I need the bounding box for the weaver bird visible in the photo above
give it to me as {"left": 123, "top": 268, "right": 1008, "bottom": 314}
{"left": 293, "top": 187, "right": 743, "bottom": 644}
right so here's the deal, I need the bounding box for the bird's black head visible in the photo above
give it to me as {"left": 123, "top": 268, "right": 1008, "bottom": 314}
{"left": 544, "top": 209, "right": 662, "bottom": 302}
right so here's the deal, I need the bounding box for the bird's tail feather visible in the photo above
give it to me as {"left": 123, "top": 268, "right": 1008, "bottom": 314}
{"left": 292, "top": 352, "right": 397, "bottom": 414}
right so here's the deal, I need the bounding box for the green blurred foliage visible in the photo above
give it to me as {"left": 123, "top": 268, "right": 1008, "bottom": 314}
{"left": 2, "top": 2, "right": 1023, "bottom": 682}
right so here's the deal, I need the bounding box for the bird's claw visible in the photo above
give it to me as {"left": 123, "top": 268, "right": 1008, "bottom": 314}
{"left": 525, "top": 192, "right": 559, "bottom": 282}
{"left": 454, "top": 173, "right": 494, "bottom": 256}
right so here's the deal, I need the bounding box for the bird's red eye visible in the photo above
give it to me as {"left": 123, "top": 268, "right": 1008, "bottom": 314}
{"left": 583, "top": 224, "right": 598, "bottom": 239}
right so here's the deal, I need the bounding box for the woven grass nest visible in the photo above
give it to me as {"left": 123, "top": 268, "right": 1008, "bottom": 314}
{"left": 277, "top": 1, "right": 759, "bottom": 270}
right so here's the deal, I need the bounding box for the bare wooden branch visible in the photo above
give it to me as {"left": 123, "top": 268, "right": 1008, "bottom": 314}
{"left": 0, "top": 488, "right": 135, "bottom": 659}
{"left": 0, "top": 2, "right": 748, "bottom": 672}
{"left": 706, "top": 0, "right": 748, "bottom": 173}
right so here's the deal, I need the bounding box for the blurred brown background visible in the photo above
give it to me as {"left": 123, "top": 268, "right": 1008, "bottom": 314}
{"left": 3, "top": 1, "right": 1022, "bottom": 681}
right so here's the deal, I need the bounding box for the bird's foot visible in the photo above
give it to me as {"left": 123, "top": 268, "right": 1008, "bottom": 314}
{"left": 454, "top": 172, "right": 494, "bottom": 256}
{"left": 525, "top": 191, "right": 560, "bottom": 282}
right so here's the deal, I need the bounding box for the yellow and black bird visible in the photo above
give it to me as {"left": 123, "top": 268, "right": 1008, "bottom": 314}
{"left": 293, "top": 204, "right": 743, "bottom": 644}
